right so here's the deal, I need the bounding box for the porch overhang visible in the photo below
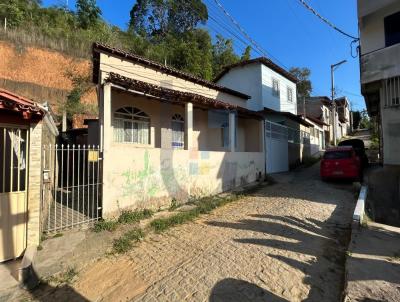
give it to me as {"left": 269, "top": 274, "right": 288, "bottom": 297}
{"left": 104, "top": 73, "right": 263, "bottom": 120}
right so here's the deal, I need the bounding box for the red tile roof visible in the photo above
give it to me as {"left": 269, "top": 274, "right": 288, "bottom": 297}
{"left": 0, "top": 88, "right": 45, "bottom": 120}
{"left": 105, "top": 73, "right": 263, "bottom": 119}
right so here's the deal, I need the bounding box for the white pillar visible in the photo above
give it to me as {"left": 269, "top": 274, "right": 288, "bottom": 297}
{"left": 101, "top": 83, "right": 112, "bottom": 217}
{"left": 229, "top": 111, "right": 236, "bottom": 152}
{"left": 185, "top": 102, "right": 193, "bottom": 150}
{"left": 102, "top": 83, "right": 112, "bottom": 153}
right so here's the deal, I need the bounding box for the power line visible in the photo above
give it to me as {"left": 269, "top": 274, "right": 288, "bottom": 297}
{"left": 212, "top": 0, "right": 287, "bottom": 68}
{"left": 295, "top": 0, "right": 359, "bottom": 40}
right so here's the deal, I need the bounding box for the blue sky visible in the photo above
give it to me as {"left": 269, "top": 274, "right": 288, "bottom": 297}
{"left": 43, "top": 0, "right": 365, "bottom": 110}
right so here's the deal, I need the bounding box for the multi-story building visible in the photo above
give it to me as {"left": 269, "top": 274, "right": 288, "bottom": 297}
{"left": 358, "top": 0, "right": 400, "bottom": 166}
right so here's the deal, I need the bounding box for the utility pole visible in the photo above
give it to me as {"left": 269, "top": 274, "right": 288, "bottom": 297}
{"left": 331, "top": 60, "right": 347, "bottom": 146}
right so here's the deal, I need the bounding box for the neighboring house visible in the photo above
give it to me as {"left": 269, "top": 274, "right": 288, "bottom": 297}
{"left": 214, "top": 57, "right": 313, "bottom": 172}
{"left": 0, "top": 89, "right": 57, "bottom": 262}
{"left": 358, "top": 0, "right": 400, "bottom": 225}
{"left": 215, "top": 57, "right": 298, "bottom": 114}
{"left": 92, "top": 43, "right": 265, "bottom": 217}
{"left": 358, "top": 0, "right": 400, "bottom": 166}
{"left": 304, "top": 116, "right": 327, "bottom": 154}
{"left": 335, "top": 97, "right": 351, "bottom": 139}
{"left": 299, "top": 96, "right": 334, "bottom": 146}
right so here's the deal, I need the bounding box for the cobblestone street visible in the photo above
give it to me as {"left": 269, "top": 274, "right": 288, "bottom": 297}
{"left": 30, "top": 165, "right": 355, "bottom": 302}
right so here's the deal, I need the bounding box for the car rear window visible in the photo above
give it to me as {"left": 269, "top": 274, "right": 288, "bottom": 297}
{"left": 324, "top": 151, "right": 352, "bottom": 159}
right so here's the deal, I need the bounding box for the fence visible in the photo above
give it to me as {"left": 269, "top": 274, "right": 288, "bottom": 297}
{"left": 41, "top": 144, "right": 102, "bottom": 233}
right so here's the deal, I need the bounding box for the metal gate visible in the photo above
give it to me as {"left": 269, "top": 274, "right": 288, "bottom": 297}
{"left": 41, "top": 144, "right": 102, "bottom": 233}
{"left": 265, "top": 121, "right": 289, "bottom": 173}
{"left": 0, "top": 125, "right": 28, "bottom": 262}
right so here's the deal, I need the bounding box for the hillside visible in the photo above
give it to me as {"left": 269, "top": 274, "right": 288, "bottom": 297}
{"left": 0, "top": 40, "right": 97, "bottom": 127}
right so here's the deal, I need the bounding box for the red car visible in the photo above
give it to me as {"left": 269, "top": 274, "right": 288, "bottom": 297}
{"left": 320, "top": 146, "right": 362, "bottom": 181}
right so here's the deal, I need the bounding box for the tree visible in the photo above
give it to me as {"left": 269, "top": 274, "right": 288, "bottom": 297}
{"left": 0, "top": 0, "right": 41, "bottom": 28}
{"left": 241, "top": 46, "right": 251, "bottom": 61}
{"left": 129, "top": 0, "right": 207, "bottom": 37}
{"left": 76, "top": 0, "right": 101, "bottom": 29}
{"left": 289, "top": 67, "right": 312, "bottom": 98}
{"left": 212, "top": 35, "right": 239, "bottom": 77}
{"left": 352, "top": 111, "right": 361, "bottom": 129}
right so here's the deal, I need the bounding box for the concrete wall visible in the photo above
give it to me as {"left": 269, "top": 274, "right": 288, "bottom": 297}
{"left": 261, "top": 65, "right": 297, "bottom": 114}
{"left": 359, "top": 1, "right": 400, "bottom": 54}
{"left": 99, "top": 53, "right": 248, "bottom": 108}
{"left": 216, "top": 63, "right": 262, "bottom": 111}
{"left": 102, "top": 148, "right": 264, "bottom": 215}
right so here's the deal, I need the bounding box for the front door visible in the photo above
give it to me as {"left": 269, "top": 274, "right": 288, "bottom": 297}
{"left": 0, "top": 125, "right": 29, "bottom": 262}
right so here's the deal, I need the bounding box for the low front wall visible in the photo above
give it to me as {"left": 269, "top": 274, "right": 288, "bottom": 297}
{"left": 102, "top": 146, "right": 264, "bottom": 216}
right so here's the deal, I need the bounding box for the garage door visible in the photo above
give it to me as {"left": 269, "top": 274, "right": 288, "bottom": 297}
{"left": 265, "top": 121, "right": 289, "bottom": 173}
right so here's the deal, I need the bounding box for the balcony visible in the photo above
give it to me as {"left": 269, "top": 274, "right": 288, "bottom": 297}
{"left": 361, "top": 43, "right": 400, "bottom": 85}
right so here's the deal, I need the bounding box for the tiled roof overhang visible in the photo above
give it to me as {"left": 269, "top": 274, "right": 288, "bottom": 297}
{"left": 0, "top": 88, "right": 45, "bottom": 120}
{"left": 92, "top": 42, "right": 250, "bottom": 100}
{"left": 105, "top": 73, "right": 263, "bottom": 120}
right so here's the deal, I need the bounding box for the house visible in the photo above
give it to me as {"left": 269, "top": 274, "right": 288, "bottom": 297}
{"left": 358, "top": 0, "right": 400, "bottom": 166}
{"left": 299, "top": 96, "right": 333, "bottom": 146}
{"left": 92, "top": 43, "right": 265, "bottom": 217}
{"left": 358, "top": 0, "right": 400, "bottom": 225}
{"left": 334, "top": 97, "right": 351, "bottom": 139}
{"left": 304, "top": 116, "right": 327, "bottom": 155}
{"left": 214, "top": 57, "right": 313, "bottom": 172}
{"left": 0, "top": 89, "right": 57, "bottom": 262}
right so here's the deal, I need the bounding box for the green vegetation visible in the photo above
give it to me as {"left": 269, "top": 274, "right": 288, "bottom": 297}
{"left": 112, "top": 228, "right": 144, "bottom": 254}
{"left": 93, "top": 219, "right": 118, "bottom": 232}
{"left": 93, "top": 209, "right": 153, "bottom": 232}
{"left": 169, "top": 198, "right": 179, "bottom": 211}
{"left": 117, "top": 209, "right": 153, "bottom": 224}
{"left": 151, "top": 194, "right": 240, "bottom": 232}
{"left": 0, "top": 0, "right": 250, "bottom": 81}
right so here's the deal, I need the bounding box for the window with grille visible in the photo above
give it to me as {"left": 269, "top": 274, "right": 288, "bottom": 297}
{"left": 272, "top": 78, "right": 280, "bottom": 97}
{"left": 114, "top": 107, "right": 150, "bottom": 144}
{"left": 171, "top": 114, "right": 184, "bottom": 149}
{"left": 287, "top": 87, "right": 293, "bottom": 103}
{"left": 383, "top": 77, "right": 400, "bottom": 107}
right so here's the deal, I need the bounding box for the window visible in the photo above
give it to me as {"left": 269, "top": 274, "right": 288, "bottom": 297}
{"left": 272, "top": 78, "right": 280, "bottom": 97}
{"left": 287, "top": 87, "right": 293, "bottom": 103}
{"left": 171, "top": 114, "right": 184, "bottom": 149}
{"left": 114, "top": 107, "right": 150, "bottom": 144}
{"left": 384, "top": 11, "right": 400, "bottom": 47}
{"left": 221, "top": 122, "right": 229, "bottom": 148}
{"left": 383, "top": 76, "right": 400, "bottom": 107}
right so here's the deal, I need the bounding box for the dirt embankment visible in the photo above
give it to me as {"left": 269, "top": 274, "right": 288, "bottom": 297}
{"left": 0, "top": 41, "right": 97, "bottom": 127}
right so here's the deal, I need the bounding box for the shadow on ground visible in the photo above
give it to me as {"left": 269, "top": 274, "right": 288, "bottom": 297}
{"left": 209, "top": 278, "right": 287, "bottom": 302}
{"left": 207, "top": 165, "right": 355, "bottom": 301}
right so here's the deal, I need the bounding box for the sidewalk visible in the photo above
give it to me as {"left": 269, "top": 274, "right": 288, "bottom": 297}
{"left": 344, "top": 222, "right": 400, "bottom": 301}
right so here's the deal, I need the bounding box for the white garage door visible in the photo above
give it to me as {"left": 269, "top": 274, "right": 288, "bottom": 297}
{"left": 265, "top": 121, "right": 289, "bottom": 174}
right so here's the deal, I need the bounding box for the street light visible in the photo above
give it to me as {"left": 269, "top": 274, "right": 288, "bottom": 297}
{"left": 331, "top": 60, "right": 347, "bottom": 146}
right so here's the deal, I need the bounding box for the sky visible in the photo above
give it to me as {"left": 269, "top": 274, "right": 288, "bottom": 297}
{"left": 43, "top": 0, "right": 365, "bottom": 110}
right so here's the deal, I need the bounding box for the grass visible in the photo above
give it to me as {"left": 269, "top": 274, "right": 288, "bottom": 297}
{"left": 150, "top": 194, "right": 241, "bottom": 233}
{"left": 93, "top": 219, "right": 119, "bottom": 232}
{"left": 169, "top": 198, "right": 179, "bottom": 211}
{"left": 93, "top": 209, "right": 153, "bottom": 232}
{"left": 117, "top": 209, "right": 153, "bottom": 224}
{"left": 112, "top": 228, "right": 144, "bottom": 254}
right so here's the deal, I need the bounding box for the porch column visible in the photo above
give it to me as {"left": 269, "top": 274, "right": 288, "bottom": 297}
{"left": 185, "top": 102, "right": 193, "bottom": 150}
{"left": 229, "top": 111, "right": 236, "bottom": 152}
{"left": 101, "top": 83, "right": 112, "bottom": 217}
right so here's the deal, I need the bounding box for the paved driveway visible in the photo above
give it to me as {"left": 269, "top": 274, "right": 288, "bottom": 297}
{"left": 27, "top": 165, "right": 355, "bottom": 302}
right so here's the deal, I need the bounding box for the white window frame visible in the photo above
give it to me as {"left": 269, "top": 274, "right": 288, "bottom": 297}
{"left": 113, "top": 107, "right": 150, "bottom": 144}
{"left": 171, "top": 114, "right": 184, "bottom": 149}
{"left": 287, "top": 87, "right": 293, "bottom": 103}
{"left": 272, "top": 78, "right": 280, "bottom": 98}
